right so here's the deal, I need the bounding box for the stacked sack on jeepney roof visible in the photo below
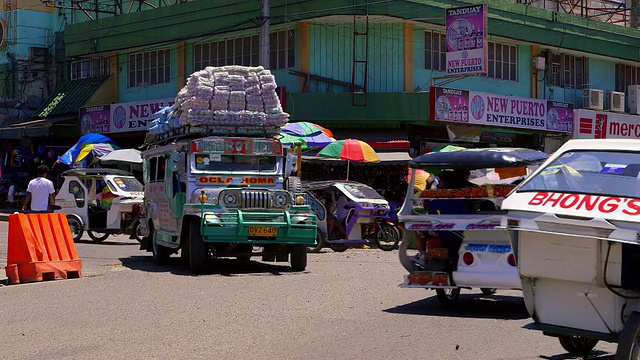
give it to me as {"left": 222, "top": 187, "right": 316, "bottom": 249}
{"left": 147, "top": 65, "right": 288, "bottom": 140}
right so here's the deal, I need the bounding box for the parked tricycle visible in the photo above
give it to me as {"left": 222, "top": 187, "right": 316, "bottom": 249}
{"left": 304, "top": 181, "right": 401, "bottom": 252}
{"left": 502, "top": 139, "right": 640, "bottom": 358}
{"left": 55, "top": 168, "right": 145, "bottom": 243}
{"left": 397, "top": 147, "right": 548, "bottom": 305}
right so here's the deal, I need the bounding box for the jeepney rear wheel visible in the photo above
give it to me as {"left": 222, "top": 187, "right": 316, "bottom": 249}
{"left": 189, "top": 221, "right": 208, "bottom": 274}
{"left": 558, "top": 335, "right": 598, "bottom": 357}
{"left": 436, "top": 288, "right": 461, "bottom": 306}
{"left": 87, "top": 230, "right": 110, "bottom": 243}
{"left": 615, "top": 312, "right": 640, "bottom": 359}
{"left": 480, "top": 288, "right": 497, "bottom": 295}
{"left": 150, "top": 224, "right": 171, "bottom": 265}
{"left": 290, "top": 244, "right": 307, "bottom": 271}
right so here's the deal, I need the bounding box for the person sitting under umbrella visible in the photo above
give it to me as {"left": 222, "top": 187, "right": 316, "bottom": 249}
{"left": 324, "top": 195, "right": 347, "bottom": 240}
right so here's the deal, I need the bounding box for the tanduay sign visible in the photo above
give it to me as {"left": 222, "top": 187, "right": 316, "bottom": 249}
{"left": 79, "top": 98, "right": 175, "bottom": 134}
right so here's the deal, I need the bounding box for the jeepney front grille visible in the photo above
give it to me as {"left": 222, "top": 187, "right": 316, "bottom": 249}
{"left": 241, "top": 190, "right": 271, "bottom": 208}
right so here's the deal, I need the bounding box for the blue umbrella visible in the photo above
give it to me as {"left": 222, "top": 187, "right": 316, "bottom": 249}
{"left": 58, "top": 133, "right": 118, "bottom": 166}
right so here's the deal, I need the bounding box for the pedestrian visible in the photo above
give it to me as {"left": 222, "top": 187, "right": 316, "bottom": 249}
{"left": 22, "top": 164, "right": 55, "bottom": 213}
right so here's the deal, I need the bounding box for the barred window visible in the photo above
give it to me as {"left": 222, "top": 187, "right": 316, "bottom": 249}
{"left": 71, "top": 58, "right": 110, "bottom": 80}
{"left": 547, "top": 53, "right": 587, "bottom": 89}
{"left": 194, "top": 29, "right": 295, "bottom": 71}
{"left": 615, "top": 64, "right": 640, "bottom": 93}
{"left": 128, "top": 49, "right": 170, "bottom": 88}
{"left": 487, "top": 42, "right": 517, "bottom": 81}
{"left": 424, "top": 30, "right": 446, "bottom": 71}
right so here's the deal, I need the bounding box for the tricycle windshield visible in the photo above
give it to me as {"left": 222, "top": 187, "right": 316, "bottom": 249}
{"left": 343, "top": 184, "right": 384, "bottom": 200}
{"left": 519, "top": 150, "right": 640, "bottom": 198}
{"left": 112, "top": 177, "right": 144, "bottom": 192}
{"left": 193, "top": 153, "right": 277, "bottom": 172}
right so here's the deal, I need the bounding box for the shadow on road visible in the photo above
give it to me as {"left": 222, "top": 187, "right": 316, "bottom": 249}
{"left": 120, "top": 255, "right": 304, "bottom": 277}
{"left": 538, "top": 349, "right": 612, "bottom": 359}
{"left": 75, "top": 239, "right": 139, "bottom": 246}
{"left": 384, "top": 291, "right": 529, "bottom": 320}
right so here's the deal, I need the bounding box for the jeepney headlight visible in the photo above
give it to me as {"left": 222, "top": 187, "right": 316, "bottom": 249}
{"left": 272, "top": 192, "right": 290, "bottom": 207}
{"left": 222, "top": 191, "right": 240, "bottom": 207}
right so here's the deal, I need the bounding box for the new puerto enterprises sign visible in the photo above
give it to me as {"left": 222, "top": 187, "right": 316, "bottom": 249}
{"left": 445, "top": 4, "right": 487, "bottom": 76}
{"left": 79, "top": 98, "right": 175, "bottom": 135}
{"left": 429, "top": 86, "right": 574, "bottom": 133}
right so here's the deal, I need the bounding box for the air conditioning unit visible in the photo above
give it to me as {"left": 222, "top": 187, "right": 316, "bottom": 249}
{"left": 606, "top": 91, "right": 625, "bottom": 113}
{"left": 629, "top": 85, "right": 640, "bottom": 115}
{"left": 583, "top": 89, "right": 603, "bottom": 110}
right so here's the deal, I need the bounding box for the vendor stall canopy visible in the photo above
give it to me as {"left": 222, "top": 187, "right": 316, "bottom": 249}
{"left": 409, "top": 148, "right": 549, "bottom": 171}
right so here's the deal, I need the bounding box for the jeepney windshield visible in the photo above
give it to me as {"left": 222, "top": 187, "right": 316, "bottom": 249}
{"left": 518, "top": 150, "right": 640, "bottom": 198}
{"left": 193, "top": 153, "right": 277, "bottom": 172}
{"left": 343, "top": 184, "right": 384, "bottom": 200}
{"left": 111, "top": 177, "right": 144, "bottom": 192}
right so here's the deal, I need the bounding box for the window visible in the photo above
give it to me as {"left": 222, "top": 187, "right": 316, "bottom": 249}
{"left": 424, "top": 30, "right": 446, "bottom": 71}
{"left": 194, "top": 29, "right": 295, "bottom": 70}
{"left": 68, "top": 180, "right": 85, "bottom": 208}
{"left": 615, "top": 64, "right": 640, "bottom": 93}
{"left": 547, "top": 53, "right": 587, "bottom": 89}
{"left": 71, "top": 58, "right": 110, "bottom": 80}
{"left": 149, "top": 157, "right": 157, "bottom": 182}
{"left": 128, "top": 49, "right": 170, "bottom": 88}
{"left": 487, "top": 42, "right": 517, "bottom": 81}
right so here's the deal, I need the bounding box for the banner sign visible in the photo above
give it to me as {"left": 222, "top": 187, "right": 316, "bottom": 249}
{"left": 430, "top": 86, "right": 574, "bottom": 133}
{"left": 574, "top": 109, "right": 640, "bottom": 139}
{"left": 79, "top": 97, "right": 174, "bottom": 134}
{"left": 445, "top": 4, "right": 487, "bottom": 76}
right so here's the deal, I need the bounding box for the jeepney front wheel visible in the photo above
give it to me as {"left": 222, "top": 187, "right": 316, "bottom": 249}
{"left": 189, "top": 221, "right": 208, "bottom": 274}
{"left": 435, "top": 288, "right": 461, "bottom": 306}
{"left": 290, "top": 244, "right": 307, "bottom": 271}
{"left": 558, "top": 335, "right": 598, "bottom": 357}
{"left": 614, "top": 312, "right": 640, "bottom": 359}
{"left": 150, "top": 223, "right": 171, "bottom": 265}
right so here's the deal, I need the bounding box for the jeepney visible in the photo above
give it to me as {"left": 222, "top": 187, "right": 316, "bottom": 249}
{"left": 140, "top": 135, "right": 317, "bottom": 274}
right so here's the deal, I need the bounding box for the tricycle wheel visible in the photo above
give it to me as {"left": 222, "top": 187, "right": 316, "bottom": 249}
{"left": 373, "top": 223, "right": 400, "bottom": 251}
{"left": 150, "top": 225, "right": 171, "bottom": 265}
{"left": 558, "top": 335, "right": 598, "bottom": 356}
{"left": 133, "top": 220, "right": 144, "bottom": 243}
{"left": 290, "top": 244, "right": 307, "bottom": 271}
{"left": 329, "top": 244, "right": 349, "bottom": 253}
{"left": 480, "top": 288, "right": 497, "bottom": 295}
{"left": 87, "top": 230, "right": 110, "bottom": 243}
{"left": 308, "top": 231, "right": 325, "bottom": 253}
{"left": 66, "top": 215, "right": 84, "bottom": 242}
{"left": 436, "top": 288, "right": 461, "bottom": 306}
{"left": 615, "top": 312, "right": 640, "bottom": 359}
{"left": 188, "top": 221, "right": 208, "bottom": 274}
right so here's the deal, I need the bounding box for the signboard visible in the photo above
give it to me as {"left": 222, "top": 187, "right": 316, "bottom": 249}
{"left": 430, "top": 86, "right": 574, "bottom": 133}
{"left": 79, "top": 106, "right": 110, "bottom": 135}
{"left": 574, "top": 109, "right": 640, "bottom": 139}
{"left": 79, "top": 97, "right": 174, "bottom": 134}
{"left": 445, "top": 4, "right": 487, "bottom": 76}
{"left": 191, "top": 138, "right": 283, "bottom": 156}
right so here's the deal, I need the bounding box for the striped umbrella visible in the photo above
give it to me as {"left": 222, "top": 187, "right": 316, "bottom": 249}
{"left": 317, "top": 139, "right": 379, "bottom": 180}
{"left": 282, "top": 122, "right": 333, "bottom": 138}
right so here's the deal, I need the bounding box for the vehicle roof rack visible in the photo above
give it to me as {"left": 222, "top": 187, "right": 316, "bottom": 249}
{"left": 62, "top": 168, "right": 134, "bottom": 177}
{"left": 142, "top": 125, "right": 282, "bottom": 149}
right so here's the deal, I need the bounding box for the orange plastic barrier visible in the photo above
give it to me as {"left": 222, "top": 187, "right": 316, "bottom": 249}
{"left": 5, "top": 213, "right": 82, "bottom": 284}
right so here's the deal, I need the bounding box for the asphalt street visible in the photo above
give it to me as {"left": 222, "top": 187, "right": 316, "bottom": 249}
{"left": 0, "top": 221, "right": 618, "bottom": 360}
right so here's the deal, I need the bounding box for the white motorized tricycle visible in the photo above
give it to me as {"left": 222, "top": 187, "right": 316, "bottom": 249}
{"left": 502, "top": 139, "right": 640, "bottom": 358}
{"left": 398, "top": 147, "right": 548, "bottom": 305}
{"left": 55, "top": 168, "right": 145, "bottom": 242}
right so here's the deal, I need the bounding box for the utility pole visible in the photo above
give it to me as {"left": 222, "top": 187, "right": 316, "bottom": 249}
{"left": 260, "top": 0, "right": 270, "bottom": 69}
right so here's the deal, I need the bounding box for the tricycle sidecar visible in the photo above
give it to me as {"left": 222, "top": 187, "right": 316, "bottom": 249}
{"left": 502, "top": 139, "right": 640, "bottom": 358}
{"left": 55, "top": 168, "right": 145, "bottom": 242}
{"left": 304, "top": 181, "right": 401, "bottom": 252}
{"left": 397, "top": 147, "right": 548, "bottom": 306}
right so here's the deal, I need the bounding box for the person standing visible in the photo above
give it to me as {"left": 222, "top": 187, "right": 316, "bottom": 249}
{"left": 22, "top": 165, "right": 55, "bottom": 213}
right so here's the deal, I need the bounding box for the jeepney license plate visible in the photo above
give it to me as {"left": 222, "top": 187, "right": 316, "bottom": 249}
{"left": 249, "top": 226, "right": 277, "bottom": 237}
{"left": 407, "top": 271, "right": 451, "bottom": 286}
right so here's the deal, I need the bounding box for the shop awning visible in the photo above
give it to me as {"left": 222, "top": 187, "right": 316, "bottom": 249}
{"left": 0, "top": 116, "right": 75, "bottom": 139}
{"left": 34, "top": 75, "right": 110, "bottom": 119}
{"left": 330, "top": 129, "right": 410, "bottom": 150}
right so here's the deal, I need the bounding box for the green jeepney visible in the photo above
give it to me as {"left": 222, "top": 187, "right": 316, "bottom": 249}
{"left": 140, "top": 135, "right": 317, "bottom": 274}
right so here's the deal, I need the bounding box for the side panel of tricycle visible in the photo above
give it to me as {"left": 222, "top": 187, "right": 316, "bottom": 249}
{"left": 518, "top": 230, "right": 626, "bottom": 333}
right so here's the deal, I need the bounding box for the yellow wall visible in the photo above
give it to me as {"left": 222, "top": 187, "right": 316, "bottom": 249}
{"left": 403, "top": 23, "right": 414, "bottom": 93}
{"left": 85, "top": 53, "right": 118, "bottom": 106}
{"left": 18, "top": 0, "right": 54, "bottom": 12}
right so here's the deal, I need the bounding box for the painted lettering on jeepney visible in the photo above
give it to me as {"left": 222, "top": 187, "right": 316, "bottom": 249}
{"left": 191, "top": 138, "right": 283, "bottom": 156}
{"left": 196, "top": 176, "right": 276, "bottom": 185}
